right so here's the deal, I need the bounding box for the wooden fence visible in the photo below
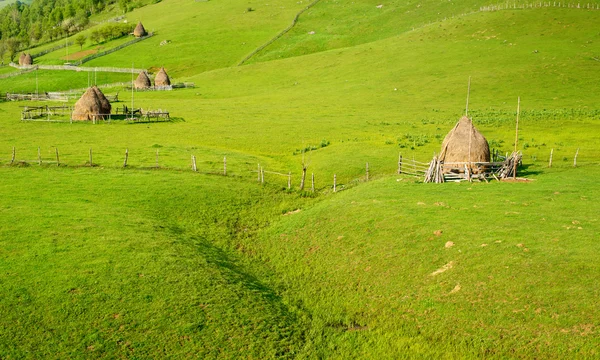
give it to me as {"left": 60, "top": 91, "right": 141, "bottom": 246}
{"left": 75, "top": 33, "right": 154, "bottom": 65}
{"left": 480, "top": 2, "right": 600, "bottom": 11}
{"left": 10, "top": 64, "right": 145, "bottom": 73}
{"left": 0, "top": 148, "right": 584, "bottom": 191}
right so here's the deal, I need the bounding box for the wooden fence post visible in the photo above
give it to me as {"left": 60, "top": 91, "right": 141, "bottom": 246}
{"left": 11, "top": 147, "right": 15, "bottom": 164}
{"left": 123, "top": 148, "right": 129, "bottom": 167}
{"left": 397, "top": 153, "right": 402, "bottom": 174}
{"left": 261, "top": 167, "right": 264, "bottom": 184}
{"left": 55, "top": 147, "right": 60, "bottom": 166}
{"left": 288, "top": 172, "right": 291, "bottom": 189}
{"left": 38, "top": 147, "right": 41, "bottom": 165}
{"left": 89, "top": 148, "right": 93, "bottom": 166}
{"left": 257, "top": 164, "right": 260, "bottom": 182}
{"left": 192, "top": 155, "right": 197, "bottom": 172}
{"left": 548, "top": 148, "right": 553, "bottom": 168}
{"left": 333, "top": 174, "right": 337, "bottom": 193}
{"left": 223, "top": 156, "right": 227, "bottom": 176}
{"left": 311, "top": 173, "right": 315, "bottom": 193}
{"left": 574, "top": 148, "right": 579, "bottom": 167}
{"left": 366, "top": 162, "right": 369, "bottom": 181}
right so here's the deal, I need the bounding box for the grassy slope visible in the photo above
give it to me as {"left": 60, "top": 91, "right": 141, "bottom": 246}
{"left": 253, "top": 165, "right": 600, "bottom": 357}
{"left": 1, "top": 9, "right": 598, "bottom": 184}
{"left": 248, "top": 0, "right": 600, "bottom": 63}
{"left": 83, "top": 0, "right": 307, "bottom": 77}
{"left": 0, "top": 167, "right": 309, "bottom": 358}
{"left": 1, "top": 2, "right": 600, "bottom": 358}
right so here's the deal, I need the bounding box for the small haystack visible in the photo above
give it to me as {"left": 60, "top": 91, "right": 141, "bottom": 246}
{"left": 134, "top": 71, "right": 152, "bottom": 89}
{"left": 23, "top": 53, "right": 33, "bottom": 65}
{"left": 439, "top": 116, "right": 490, "bottom": 172}
{"left": 133, "top": 22, "right": 147, "bottom": 37}
{"left": 18, "top": 53, "right": 26, "bottom": 66}
{"left": 154, "top": 67, "right": 171, "bottom": 87}
{"left": 71, "top": 86, "right": 111, "bottom": 121}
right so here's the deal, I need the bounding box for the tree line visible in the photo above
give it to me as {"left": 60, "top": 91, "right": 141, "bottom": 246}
{"left": 0, "top": 0, "right": 154, "bottom": 62}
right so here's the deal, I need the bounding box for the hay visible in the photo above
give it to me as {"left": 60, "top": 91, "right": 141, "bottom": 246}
{"left": 23, "top": 53, "right": 33, "bottom": 65}
{"left": 18, "top": 53, "right": 26, "bottom": 66}
{"left": 71, "top": 86, "right": 111, "bottom": 121}
{"left": 154, "top": 67, "right": 171, "bottom": 86}
{"left": 133, "top": 22, "right": 147, "bottom": 37}
{"left": 134, "top": 71, "right": 152, "bottom": 89}
{"left": 439, "top": 116, "right": 490, "bottom": 172}
{"left": 92, "top": 86, "right": 112, "bottom": 115}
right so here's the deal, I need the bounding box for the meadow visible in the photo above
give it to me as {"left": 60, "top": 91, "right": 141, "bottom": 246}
{"left": 1, "top": 0, "right": 599, "bottom": 357}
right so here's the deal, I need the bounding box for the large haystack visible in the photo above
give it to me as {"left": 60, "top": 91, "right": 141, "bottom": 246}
{"left": 439, "top": 116, "right": 490, "bottom": 172}
{"left": 133, "top": 22, "right": 147, "bottom": 37}
{"left": 154, "top": 67, "right": 171, "bottom": 87}
{"left": 92, "top": 86, "right": 112, "bottom": 114}
{"left": 71, "top": 86, "right": 111, "bottom": 121}
{"left": 23, "top": 53, "right": 33, "bottom": 65}
{"left": 18, "top": 53, "right": 26, "bottom": 66}
{"left": 134, "top": 71, "right": 151, "bottom": 89}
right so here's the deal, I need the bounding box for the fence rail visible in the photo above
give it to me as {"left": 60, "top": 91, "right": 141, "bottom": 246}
{"left": 75, "top": 33, "right": 154, "bottom": 65}
{"left": 10, "top": 63, "right": 145, "bottom": 73}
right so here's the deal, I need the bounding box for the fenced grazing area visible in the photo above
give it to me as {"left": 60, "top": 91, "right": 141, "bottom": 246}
{"left": 19, "top": 104, "right": 168, "bottom": 123}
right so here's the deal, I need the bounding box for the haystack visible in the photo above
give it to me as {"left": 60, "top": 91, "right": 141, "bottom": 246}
{"left": 133, "top": 22, "right": 147, "bottom": 37}
{"left": 92, "top": 86, "right": 112, "bottom": 114}
{"left": 23, "top": 53, "right": 33, "bottom": 65}
{"left": 439, "top": 116, "right": 490, "bottom": 172}
{"left": 71, "top": 86, "right": 111, "bottom": 121}
{"left": 154, "top": 67, "right": 170, "bottom": 87}
{"left": 18, "top": 53, "right": 26, "bottom": 66}
{"left": 134, "top": 71, "right": 151, "bottom": 89}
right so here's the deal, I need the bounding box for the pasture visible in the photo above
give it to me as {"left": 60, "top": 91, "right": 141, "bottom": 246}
{"left": 1, "top": 0, "right": 599, "bottom": 357}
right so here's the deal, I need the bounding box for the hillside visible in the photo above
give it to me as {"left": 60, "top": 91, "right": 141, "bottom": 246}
{"left": 1, "top": 0, "right": 600, "bottom": 357}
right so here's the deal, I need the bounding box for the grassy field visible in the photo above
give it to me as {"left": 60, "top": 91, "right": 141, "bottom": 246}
{"left": 1, "top": 0, "right": 600, "bottom": 357}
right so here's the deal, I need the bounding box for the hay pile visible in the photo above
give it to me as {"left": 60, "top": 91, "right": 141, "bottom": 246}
{"left": 71, "top": 86, "right": 112, "bottom": 121}
{"left": 133, "top": 22, "right": 147, "bottom": 37}
{"left": 134, "top": 71, "right": 152, "bottom": 89}
{"left": 439, "top": 116, "right": 490, "bottom": 172}
{"left": 23, "top": 53, "right": 33, "bottom": 65}
{"left": 18, "top": 53, "right": 26, "bottom": 66}
{"left": 154, "top": 67, "right": 170, "bottom": 87}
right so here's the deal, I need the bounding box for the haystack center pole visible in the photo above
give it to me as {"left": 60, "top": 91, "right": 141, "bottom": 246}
{"left": 513, "top": 97, "right": 520, "bottom": 179}
{"left": 465, "top": 76, "right": 471, "bottom": 117}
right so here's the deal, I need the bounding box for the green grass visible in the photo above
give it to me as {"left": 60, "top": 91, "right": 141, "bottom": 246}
{"left": 248, "top": 0, "right": 600, "bottom": 63}
{"left": 0, "top": 167, "right": 309, "bottom": 358}
{"left": 1, "top": 0, "right": 600, "bottom": 357}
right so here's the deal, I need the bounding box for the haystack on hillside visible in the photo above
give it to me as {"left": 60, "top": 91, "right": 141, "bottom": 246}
{"left": 18, "top": 53, "right": 26, "bottom": 66}
{"left": 72, "top": 86, "right": 111, "bottom": 121}
{"left": 439, "top": 116, "right": 490, "bottom": 171}
{"left": 134, "top": 71, "right": 151, "bottom": 89}
{"left": 133, "top": 22, "right": 147, "bottom": 37}
{"left": 154, "top": 67, "right": 170, "bottom": 87}
{"left": 23, "top": 53, "right": 33, "bottom": 65}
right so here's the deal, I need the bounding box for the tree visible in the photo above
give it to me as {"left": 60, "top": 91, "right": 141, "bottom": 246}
{"left": 5, "top": 38, "right": 21, "bottom": 62}
{"left": 74, "top": 34, "right": 87, "bottom": 50}
{"left": 0, "top": 41, "right": 6, "bottom": 65}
